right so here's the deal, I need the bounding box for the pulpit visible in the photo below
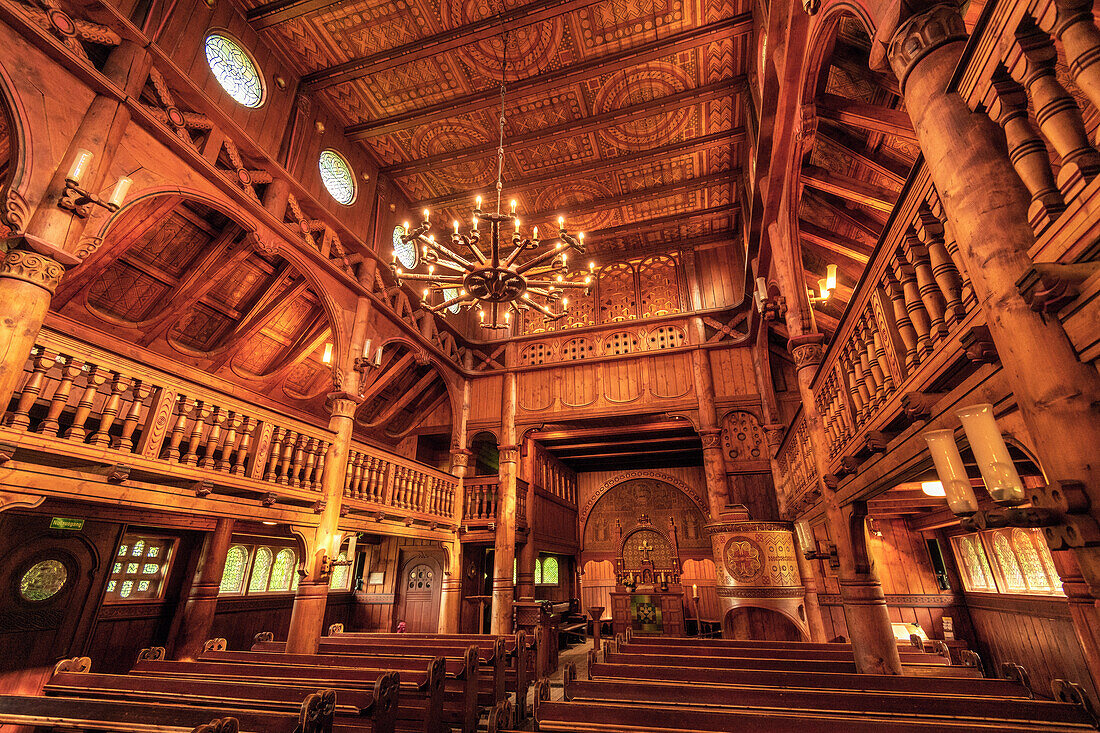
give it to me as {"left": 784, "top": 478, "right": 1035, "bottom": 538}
{"left": 609, "top": 514, "right": 685, "bottom": 636}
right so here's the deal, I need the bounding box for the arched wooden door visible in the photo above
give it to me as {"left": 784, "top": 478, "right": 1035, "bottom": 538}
{"left": 393, "top": 552, "right": 443, "bottom": 632}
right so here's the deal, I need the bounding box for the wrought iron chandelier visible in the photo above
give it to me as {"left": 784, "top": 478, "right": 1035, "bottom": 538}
{"left": 390, "top": 32, "right": 594, "bottom": 330}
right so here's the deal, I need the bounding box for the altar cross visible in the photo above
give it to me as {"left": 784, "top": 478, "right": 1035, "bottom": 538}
{"left": 638, "top": 539, "right": 654, "bottom": 563}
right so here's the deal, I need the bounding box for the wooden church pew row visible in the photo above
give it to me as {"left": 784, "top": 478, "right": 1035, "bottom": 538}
{"left": 131, "top": 657, "right": 458, "bottom": 733}
{"left": 197, "top": 649, "right": 469, "bottom": 733}
{"left": 615, "top": 637, "right": 946, "bottom": 664}
{"left": 602, "top": 648, "right": 860, "bottom": 674}
{"left": 0, "top": 694, "right": 322, "bottom": 733}
{"left": 44, "top": 669, "right": 399, "bottom": 733}
{"left": 587, "top": 659, "right": 1036, "bottom": 698}
{"left": 521, "top": 699, "right": 1096, "bottom": 733}
{"left": 560, "top": 671, "right": 1098, "bottom": 730}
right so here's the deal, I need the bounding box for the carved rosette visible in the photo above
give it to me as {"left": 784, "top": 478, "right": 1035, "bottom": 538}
{"left": 0, "top": 248, "right": 67, "bottom": 294}
{"left": 887, "top": 4, "right": 968, "bottom": 90}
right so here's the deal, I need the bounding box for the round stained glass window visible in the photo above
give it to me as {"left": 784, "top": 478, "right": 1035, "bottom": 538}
{"left": 19, "top": 559, "right": 67, "bottom": 602}
{"left": 392, "top": 225, "right": 417, "bottom": 269}
{"left": 443, "top": 287, "right": 461, "bottom": 314}
{"left": 319, "top": 150, "right": 356, "bottom": 205}
{"left": 204, "top": 33, "right": 264, "bottom": 108}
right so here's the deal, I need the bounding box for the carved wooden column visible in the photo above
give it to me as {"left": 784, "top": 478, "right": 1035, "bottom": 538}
{"left": 492, "top": 342, "right": 519, "bottom": 634}
{"left": 516, "top": 439, "right": 537, "bottom": 600}
{"left": 690, "top": 316, "right": 730, "bottom": 517}
{"left": 168, "top": 517, "right": 234, "bottom": 659}
{"left": 0, "top": 40, "right": 149, "bottom": 411}
{"left": 793, "top": 539, "right": 828, "bottom": 643}
{"left": 884, "top": 4, "right": 1100, "bottom": 632}
{"left": 440, "top": 373, "right": 471, "bottom": 633}
{"left": 285, "top": 391, "right": 358, "bottom": 653}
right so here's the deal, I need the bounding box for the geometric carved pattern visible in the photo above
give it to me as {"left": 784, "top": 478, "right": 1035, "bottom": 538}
{"left": 598, "top": 263, "right": 637, "bottom": 322}
{"left": 722, "top": 409, "right": 765, "bottom": 462}
{"left": 638, "top": 254, "right": 681, "bottom": 316}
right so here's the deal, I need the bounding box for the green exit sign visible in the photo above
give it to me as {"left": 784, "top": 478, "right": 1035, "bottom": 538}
{"left": 49, "top": 517, "right": 84, "bottom": 531}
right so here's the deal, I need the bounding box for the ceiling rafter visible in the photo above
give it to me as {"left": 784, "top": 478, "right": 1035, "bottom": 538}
{"left": 801, "top": 165, "right": 899, "bottom": 212}
{"left": 246, "top": 0, "right": 346, "bottom": 29}
{"left": 382, "top": 81, "right": 742, "bottom": 177}
{"left": 805, "top": 190, "right": 885, "bottom": 239}
{"left": 798, "top": 219, "right": 872, "bottom": 264}
{"left": 817, "top": 123, "right": 910, "bottom": 186}
{"left": 365, "top": 369, "right": 441, "bottom": 427}
{"left": 343, "top": 14, "right": 754, "bottom": 138}
{"left": 359, "top": 351, "right": 417, "bottom": 404}
{"left": 418, "top": 129, "right": 743, "bottom": 210}
{"left": 816, "top": 93, "right": 916, "bottom": 140}
{"left": 582, "top": 204, "right": 737, "bottom": 244}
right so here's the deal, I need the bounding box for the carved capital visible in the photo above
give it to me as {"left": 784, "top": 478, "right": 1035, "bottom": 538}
{"left": 499, "top": 445, "right": 520, "bottom": 464}
{"left": 326, "top": 391, "right": 362, "bottom": 417}
{"left": 699, "top": 427, "right": 723, "bottom": 450}
{"left": 0, "top": 235, "right": 78, "bottom": 294}
{"left": 788, "top": 333, "right": 826, "bottom": 371}
{"left": 763, "top": 424, "right": 785, "bottom": 450}
{"left": 886, "top": 4, "right": 968, "bottom": 91}
{"left": 449, "top": 449, "right": 471, "bottom": 467}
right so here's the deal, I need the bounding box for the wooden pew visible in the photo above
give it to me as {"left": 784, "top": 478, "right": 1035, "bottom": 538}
{"left": 44, "top": 668, "right": 398, "bottom": 733}
{"left": 196, "top": 649, "right": 470, "bottom": 733}
{"left": 562, "top": 667, "right": 1098, "bottom": 730}
{"left": 131, "top": 656, "right": 459, "bottom": 733}
{"left": 602, "top": 648, "right": 860, "bottom": 673}
{"left": 619, "top": 636, "right": 947, "bottom": 664}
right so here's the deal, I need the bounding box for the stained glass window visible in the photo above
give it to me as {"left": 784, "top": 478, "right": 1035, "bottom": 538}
{"left": 442, "top": 287, "right": 462, "bottom": 314}
{"left": 270, "top": 549, "right": 296, "bottom": 592}
{"left": 541, "top": 556, "right": 559, "bottom": 586}
{"left": 534, "top": 559, "right": 542, "bottom": 585}
{"left": 1035, "top": 532, "right": 1062, "bottom": 592}
{"left": 319, "top": 150, "right": 356, "bottom": 205}
{"left": 249, "top": 547, "right": 274, "bottom": 593}
{"left": 993, "top": 533, "right": 1027, "bottom": 591}
{"left": 1013, "top": 529, "right": 1052, "bottom": 592}
{"left": 19, "top": 559, "right": 67, "bottom": 602}
{"left": 220, "top": 545, "right": 248, "bottom": 594}
{"left": 105, "top": 534, "right": 176, "bottom": 602}
{"left": 392, "top": 225, "right": 417, "bottom": 269}
{"left": 204, "top": 33, "right": 264, "bottom": 108}
{"left": 330, "top": 550, "right": 351, "bottom": 590}
{"left": 954, "top": 536, "right": 995, "bottom": 591}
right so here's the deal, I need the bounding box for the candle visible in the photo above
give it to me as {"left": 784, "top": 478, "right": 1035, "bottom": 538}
{"left": 422, "top": 208, "right": 430, "bottom": 223}
{"left": 453, "top": 220, "right": 460, "bottom": 234}
{"left": 107, "top": 177, "right": 132, "bottom": 208}
{"left": 557, "top": 215, "right": 565, "bottom": 230}
{"left": 475, "top": 195, "right": 482, "bottom": 210}
{"left": 67, "top": 148, "right": 93, "bottom": 185}
{"left": 510, "top": 199, "right": 517, "bottom": 214}
{"left": 533, "top": 225, "right": 539, "bottom": 240}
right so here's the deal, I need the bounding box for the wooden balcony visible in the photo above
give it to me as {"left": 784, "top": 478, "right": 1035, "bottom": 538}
{"left": 460, "top": 475, "right": 529, "bottom": 543}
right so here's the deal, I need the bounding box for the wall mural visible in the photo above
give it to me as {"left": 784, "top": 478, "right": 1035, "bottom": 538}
{"left": 582, "top": 477, "right": 710, "bottom": 554}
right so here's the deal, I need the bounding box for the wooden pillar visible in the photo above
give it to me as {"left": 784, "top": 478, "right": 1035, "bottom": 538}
{"left": 492, "top": 342, "right": 519, "bottom": 634}
{"left": 0, "top": 41, "right": 148, "bottom": 412}
{"left": 884, "top": 4, "right": 1100, "bottom": 685}
{"left": 517, "top": 451, "right": 537, "bottom": 600}
{"left": 440, "top": 373, "right": 471, "bottom": 633}
{"left": 689, "top": 316, "right": 729, "bottom": 517}
{"left": 793, "top": 543, "right": 828, "bottom": 643}
{"left": 169, "top": 517, "right": 234, "bottom": 659}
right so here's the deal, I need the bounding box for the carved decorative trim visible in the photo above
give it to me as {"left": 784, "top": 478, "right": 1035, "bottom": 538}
{"left": 886, "top": 4, "right": 968, "bottom": 90}
{"left": 0, "top": 248, "right": 67, "bottom": 293}
{"left": 817, "top": 593, "right": 962, "bottom": 608}
{"left": 581, "top": 470, "right": 709, "bottom": 530}
{"left": 788, "top": 333, "right": 825, "bottom": 370}
{"left": 716, "top": 586, "right": 805, "bottom": 598}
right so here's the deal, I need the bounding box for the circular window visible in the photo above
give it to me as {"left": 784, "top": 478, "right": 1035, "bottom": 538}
{"left": 19, "top": 559, "right": 68, "bottom": 602}
{"left": 392, "top": 224, "right": 418, "bottom": 270}
{"left": 443, "top": 287, "right": 461, "bottom": 314}
{"left": 204, "top": 33, "right": 265, "bottom": 108}
{"left": 318, "top": 150, "right": 356, "bottom": 205}
{"left": 407, "top": 564, "right": 433, "bottom": 589}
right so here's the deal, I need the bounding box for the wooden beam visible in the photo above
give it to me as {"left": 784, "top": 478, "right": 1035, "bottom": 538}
{"left": 813, "top": 310, "right": 840, "bottom": 333}
{"left": 530, "top": 420, "right": 694, "bottom": 442}
{"left": 805, "top": 190, "right": 885, "bottom": 239}
{"left": 580, "top": 205, "right": 737, "bottom": 246}
{"left": 801, "top": 165, "right": 899, "bottom": 212}
{"left": 207, "top": 269, "right": 305, "bottom": 371}
{"left": 247, "top": 0, "right": 346, "bottom": 29}
{"left": 359, "top": 351, "right": 417, "bottom": 404}
{"left": 390, "top": 387, "right": 450, "bottom": 438}
{"left": 551, "top": 435, "right": 701, "bottom": 453}
{"left": 830, "top": 40, "right": 900, "bottom": 97}
{"left": 343, "top": 14, "right": 753, "bottom": 137}
{"left": 817, "top": 93, "right": 916, "bottom": 140}
{"left": 301, "top": 0, "right": 604, "bottom": 85}
{"left": 561, "top": 447, "right": 701, "bottom": 461}
{"left": 817, "top": 123, "right": 910, "bottom": 185}
{"left": 798, "top": 219, "right": 872, "bottom": 264}
{"left": 382, "top": 81, "right": 741, "bottom": 177}
{"left": 365, "top": 370, "right": 440, "bottom": 428}
{"left": 419, "top": 130, "right": 743, "bottom": 210}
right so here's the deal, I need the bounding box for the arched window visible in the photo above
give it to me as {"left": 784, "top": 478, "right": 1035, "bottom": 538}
{"left": 541, "top": 557, "right": 559, "bottom": 586}
{"left": 248, "top": 547, "right": 274, "bottom": 593}
{"left": 318, "top": 150, "right": 356, "bottom": 205}
{"left": 269, "top": 549, "right": 296, "bottom": 592}
{"left": 992, "top": 533, "right": 1026, "bottom": 591}
{"left": 392, "top": 224, "right": 417, "bottom": 269}
{"left": 204, "top": 33, "right": 264, "bottom": 108}
{"left": 1035, "top": 533, "right": 1061, "bottom": 591}
{"left": 330, "top": 550, "right": 351, "bottom": 590}
{"left": 220, "top": 545, "right": 248, "bottom": 594}
{"left": 534, "top": 559, "right": 542, "bottom": 585}
{"left": 956, "top": 536, "right": 994, "bottom": 591}
{"left": 1012, "top": 529, "right": 1051, "bottom": 592}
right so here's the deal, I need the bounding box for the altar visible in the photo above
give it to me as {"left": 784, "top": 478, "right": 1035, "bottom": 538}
{"left": 608, "top": 514, "right": 686, "bottom": 637}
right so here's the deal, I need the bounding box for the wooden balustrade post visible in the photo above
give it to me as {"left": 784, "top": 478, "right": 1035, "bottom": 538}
{"left": 883, "top": 2, "right": 1100, "bottom": 688}
{"left": 689, "top": 316, "right": 732, "bottom": 516}
{"left": 168, "top": 517, "right": 234, "bottom": 660}
{"left": 492, "top": 345, "right": 519, "bottom": 635}
{"left": 38, "top": 355, "right": 82, "bottom": 436}
{"left": 440, "top": 374, "right": 471, "bottom": 633}
{"left": 3, "top": 348, "right": 55, "bottom": 429}
{"left": 1054, "top": 0, "right": 1100, "bottom": 112}
{"left": 90, "top": 373, "right": 131, "bottom": 447}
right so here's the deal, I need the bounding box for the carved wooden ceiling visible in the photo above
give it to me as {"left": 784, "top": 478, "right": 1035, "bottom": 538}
{"left": 355, "top": 340, "right": 451, "bottom": 444}
{"left": 797, "top": 17, "right": 918, "bottom": 333}
{"left": 236, "top": 0, "right": 752, "bottom": 254}
{"left": 49, "top": 196, "right": 336, "bottom": 416}
{"left": 530, "top": 416, "right": 702, "bottom": 471}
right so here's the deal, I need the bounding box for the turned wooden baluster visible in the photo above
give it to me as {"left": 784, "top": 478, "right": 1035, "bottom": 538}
{"left": 927, "top": 194, "right": 977, "bottom": 313}
{"left": 859, "top": 318, "right": 884, "bottom": 404}
{"left": 277, "top": 429, "right": 298, "bottom": 485}
{"left": 363, "top": 456, "right": 378, "bottom": 500}
{"left": 289, "top": 433, "right": 307, "bottom": 487}
{"left": 5, "top": 348, "right": 56, "bottom": 429}
{"left": 218, "top": 412, "right": 242, "bottom": 472}
{"left": 38, "top": 355, "right": 83, "bottom": 437}
{"left": 304, "top": 438, "right": 320, "bottom": 490}
{"left": 989, "top": 67, "right": 1066, "bottom": 229}
{"left": 869, "top": 314, "right": 895, "bottom": 396}
{"left": 355, "top": 452, "right": 369, "bottom": 497}
{"left": 1054, "top": 0, "right": 1100, "bottom": 111}
{"left": 847, "top": 341, "right": 872, "bottom": 420}
{"left": 1016, "top": 20, "right": 1100, "bottom": 195}
{"left": 882, "top": 272, "right": 919, "bottom": 370}
{"left": 233, "top": 416, "right": 256, "bottom": 475}
{"left": 198, "top": 407, "right": 224, "bottom": 469}
{"left": 397, "top": 466, "right": 410, "bottom": 508}
{"left": 840, "top": 350, "right": 864, "bottom": 426}
{"left": 182, "top": 401, "right": 211, "bottom": 465}
{"left": 915, "top": 206, "right": 966, "bottom": 324}
{"left": 264, "top": 426, "right": 285, "bottom": 482}
{"left": 161, "top": 396, "right": 192, "bottom": 461}
{"left": 313, "top": 440, "right": 328, "bottom": 490}
{"left": 893, "top": 250, "right": 933, "bottom": 358}
{"left": 90, "top": 373, "right": 131, "bottom": 447}
{"left": 114, "top": 380, "right": 151, "bottom": 452}
{"left": 855, "top": 319, "right": 881, "bottom": 406}
{"left": 903, "top": 230, "right": 947, "bottom": 340}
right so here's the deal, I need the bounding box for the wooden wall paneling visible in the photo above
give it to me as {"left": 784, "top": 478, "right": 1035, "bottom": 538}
{"left": 469, "top": 376, "right": 503, "bottom": 425}
{"left": 211, "top": 595, "right": 293, "bottom": 650}
{"left": 579, "top": 559, "right": 615, "bottom": 622}
{"left": 518, "top": 370, "right": 553, "bottom": 412}
{"left": 694, "top": 242, "right": 743, "bottom": 309}
{"left": 602, "top": 358, "right": 641, "bottom": 404}
{"left": 560, "top": 362, "right": 598, "bottom": 409}
{"left": 648, "top": 352, "right": 692, "bottom": 399}
{"left": 708, "top": 347, "right": 756, "bottom": 399}
{"left": 531, "top": 491, "right": 579, "bottom": 554}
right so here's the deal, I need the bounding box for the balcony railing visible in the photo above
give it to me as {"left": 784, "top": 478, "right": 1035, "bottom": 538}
{"left": 462, "top": 475, "right": 528, "bottom": 531}
{"left": 344, "top": 444, "right": 457, "bottom": 522}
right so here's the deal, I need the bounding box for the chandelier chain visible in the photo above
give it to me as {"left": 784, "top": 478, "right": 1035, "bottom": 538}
{"left": 495, "top": 29, "right": 508, "bottom": 216}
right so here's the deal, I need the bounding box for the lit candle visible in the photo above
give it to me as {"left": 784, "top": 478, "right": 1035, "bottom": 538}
{"left": 563, "top": 297, "right": 569, "bottom": 307}
{"left": 556, "top": 274, "right": 564, "bottom": 282}
{"left": 584, "top": 275, "right": 591, "bottom": 284}
{"left": 510, "top": 199, "right": 517, "bottom": 214}
{"left": 826, "top": 263, "right": 838, "bottom": 292}
{"left": 533, "top": 225, "right": 539, "bottom": 240}
{"left": 422, "top": 208, "right": 430, "bottom": 223}
{"left": 322, "top": 343, "right": 333, "bottom": 364}
{"left": 423, "top": 288, "right": 430, "bottom": 300}
{"left": 391, "top": 249, "right": 398, "bottom": 264}
{"left": 557, "top": 215, "right": 565, "bottom": 230}
{"left": 428, "top": 264, "right": 435, "bottom": 275}
{"left": 475, "top": 195, "right": 482, "bottom": 210}
{"left": 67, "top": 148, "right": 93, "bottom": 185}
{"left": 107, "top": 177, "right": 132, "bottom": 209}
{"left": 514, "top": 218, "right": 520, "bottom": 233}
{"left": 362, "top": 339, "right": 372, "bottom": 358}
{"left": 453, "top": 220, "right": 460, "bottom": 235}
{"left": 403, "top": 221, "right": 410, "bottom": 231}
{"left": 472, "top": 216, "right": 479, "bottom": 229}
{"left": 579, "top": 232, "right": 585, "bottom": 243}
{"left": 589, "top": 261, "right": 596, "bottom": 271}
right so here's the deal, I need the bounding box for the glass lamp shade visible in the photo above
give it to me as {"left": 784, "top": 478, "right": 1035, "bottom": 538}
{"left": 923, "top": 429, "right": 979, "bottom": 515}
{"left": 955, "top": 403, "right": 1025, "bottom": 504}
{"left": 794, "top": 520, "right": 816, "bottom": 554}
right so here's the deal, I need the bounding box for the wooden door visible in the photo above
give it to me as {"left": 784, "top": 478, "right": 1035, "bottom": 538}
{"left": 0, "top": 513, "right": 106, "bottom": 695}
{"left": 393, "top": 552, "right": 442, "bottom": 633}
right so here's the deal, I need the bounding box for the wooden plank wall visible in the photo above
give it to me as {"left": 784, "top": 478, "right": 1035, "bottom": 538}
{"left": 350, "top": 536, "right": 446, "bottom": 632}
{"left": 532, "top": 490, "right": 579, "bottom": 554}
{"left": 695, "top": 241, "right": 744, "bottom": 309}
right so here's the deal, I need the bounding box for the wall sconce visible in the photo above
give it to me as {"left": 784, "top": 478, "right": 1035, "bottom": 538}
{"left": 923, "top": 429, "right": 979, "bottom": 515}
{"left": 794, "top": 519, "right": 839, "bottom": 567}
{"left": 808, "top": 264, "right": 838, "bottom": 305}
{"left": 354, "top": 340, "right": 384, "bottom": 395}
{"left": 754, "top": 276, "right": 787, "bottom": 321}
{"left": 956, "top": 403, "right": 1025, "bottom": 504}
{"left": 58, "top": 148, "right": 132, "bottom": 218}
